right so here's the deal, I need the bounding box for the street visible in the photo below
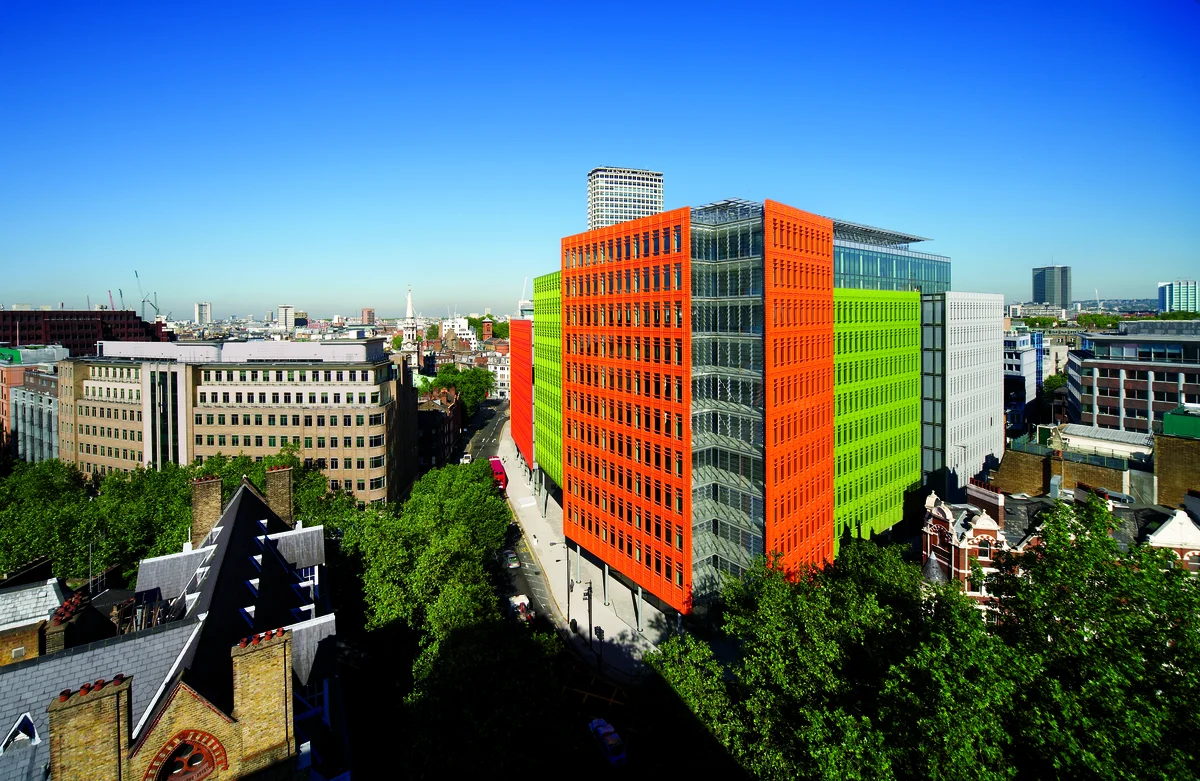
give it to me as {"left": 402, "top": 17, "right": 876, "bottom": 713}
{"left": 463, "top": 399, "right": 508, "bottom": 461}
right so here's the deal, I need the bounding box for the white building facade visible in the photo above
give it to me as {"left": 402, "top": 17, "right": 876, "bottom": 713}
{"left": 1158, "top": 279, "right": 1199, "bottom": 313}
{"left": 194, "top": 302, "right": 213, "bottom": 325}
{"left": 922, "top": 292, "right": 1006, "bottom": 499}
{"left": 586, "top": 167, "right": 664, "bottom": 230}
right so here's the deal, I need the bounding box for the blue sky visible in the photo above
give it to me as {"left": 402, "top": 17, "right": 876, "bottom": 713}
{"left": 1, "top": 0, "right": 1197, "bottom": 319}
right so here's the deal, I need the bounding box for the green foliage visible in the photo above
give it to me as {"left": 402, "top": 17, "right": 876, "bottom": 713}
{"left": 490, "top": 320, "right": 509, "bottom": 340}
{"left": 652, "top": 499, "right": 1200, "bottom": 781}
{"left": 425, "top": 323, "right": 439, "bottom": 340}
{"left": 1076, "top": 313, "right": 1121, "bottom": 329}
{"left": 466, "top": 316, "right": 509, "bottom": 341}
{"left": 0, "top": 444, "right": 350, "bottom": 581}
{"left": 988, "top": 496, "right": 1200, "bottom": 779}
{"left": 390, "top": 333, "right": 404, "bottom": 350}
{"left": 429, "top": 365, "right": 495, "bottom": 417}
{"left": 1041, "top": 372, "right": 1067, "bottom": 394}
{"left": 1157, "top": 310, "right": 1200, "bottom": 320}
{"left": 651, "top": 543, "right": 1013, "bottom": 781}
{"left": 1021, "top": 316, "right": 1059, "bottom": 329}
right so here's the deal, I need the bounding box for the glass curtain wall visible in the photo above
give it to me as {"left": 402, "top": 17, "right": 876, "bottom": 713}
{"left": 834, "top": 241, "right": 951, "bottom": 293}
{"left": 689, "top": 201, "right": 766, "bottom": 596}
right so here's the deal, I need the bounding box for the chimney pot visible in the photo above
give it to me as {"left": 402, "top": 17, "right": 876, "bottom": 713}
{"left": 94, "top": 679, "right": 105, "bottom": 690}
{"left": 59, "top": 690, "right": 72, "bottom": 702}
{"left": 252, "top": 635, "right": 261, "bottom": 645}
{"left": 79, "top": 683, "right": 92, "bottom": 695}
{"left": 113, "top": 673, "right": 125, "bottom": 684}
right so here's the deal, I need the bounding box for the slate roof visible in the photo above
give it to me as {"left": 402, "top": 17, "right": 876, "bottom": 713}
{"left": 0, "top": 618, "right": 200, "bottom": 781}
{"left": 135, "top": 548, "right": 211, "bottom": 602}
{"left": 0, "top": 581, "right": 64, "bottom": 633}
{"left": 267, "top": 527, "right": 325, "bottom": 571}
{"left": 1061, "top": 424, "right": 1154, "bottom": 448}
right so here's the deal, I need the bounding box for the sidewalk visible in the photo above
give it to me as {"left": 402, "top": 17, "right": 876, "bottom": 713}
{"left": 496, "top": 422, "right": 672, "bottom": 679}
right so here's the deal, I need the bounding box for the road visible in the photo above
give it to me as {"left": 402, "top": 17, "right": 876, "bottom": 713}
{"left": 464, "top": 399, "right": 508, "bottom": 462}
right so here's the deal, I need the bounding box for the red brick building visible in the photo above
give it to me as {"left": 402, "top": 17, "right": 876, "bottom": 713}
{"left": 0, "top": 310, "right": 172, "bottom": 357}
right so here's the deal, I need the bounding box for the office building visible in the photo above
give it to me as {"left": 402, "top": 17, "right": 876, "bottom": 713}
{"left": 1158, "top": 280, "right": 1199, "bottom": 313}
{"left": 533, "top": 272, "right": 563, "bottom": 490}
{"left": 1032, "top": 265, "right": 1072, "bottom": 309}
{"left": 562, "top": 199, "right": 834, "bottom": 613}
{"left": 1067, "top": 320, "right": 1200, "bottom": 434}
{"left": 586, "top": 167, "right": 664, "bottom": 230}
{"left": 832, "top": 220, "right": 950, "bottom": 293}
{"left": 832, "top": 289, "right": 922, "bottom": 549}
{"left": 1004, "top": 330, "right": 1039, "bottom": 435}
{"left": 361, "top": 307, "right": 376, "bottom": 326}
{"left": 10, "top": 365, "right": 59, "bottom": 463}
{"left": 194, "top": 301, "right": 213, "bottom": 326}
{"left": 921, "top": 292, "right": 1006, "bottom": 499}
{"left": 0, "top": 310, "right": 171, "bottom": 357}
{"left": 57, "top": 339, "right": 412, "bottom": 502}
{"left": 278, "top": 305, "right": 295, "bottom": 331}
{"left": 510, "top": 319, "right": 533, "bottom": 470}
{"left": 0, "top": 474, "right": 348, "bottom": 780}
{"left": 1, "top": 345, "right": 70, "bottom": 452}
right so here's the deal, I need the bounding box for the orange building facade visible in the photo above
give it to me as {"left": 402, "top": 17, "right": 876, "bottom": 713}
{"left": 561, "top": 200, "right": 834, "bottom": 614}
{"left": 509, "top": 318, "right": 534, "bottom": 468}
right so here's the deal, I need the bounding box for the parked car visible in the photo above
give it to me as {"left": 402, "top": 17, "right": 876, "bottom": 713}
{"left": 509, "top": 594, "right": 535, "bottom": 623}
{"left": 504, "top": 550, "right": 520, "bottom": 569}
{"left": 460, "top": 453, "right": 473, "bottom": 464}
{"left": 588, "top": 718, "right": 626, "bottom": 766}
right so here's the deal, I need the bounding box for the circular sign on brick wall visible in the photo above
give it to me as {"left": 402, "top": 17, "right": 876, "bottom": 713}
{"left": 143, "top": 729, "right": 229, "bottom": 781}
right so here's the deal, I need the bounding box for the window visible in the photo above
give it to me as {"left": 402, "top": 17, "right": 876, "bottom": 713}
{"left": 218, "top": 435, "right": 226, "bottom": 447}
{"left": 317, "top": 437, "right": 326, "bottom": 448}
{"left": 356, "top": 415, "right": 365, "bottom": 426}
{"left": 269, "top": 436, "right": 277, "bottom": 447}
{"left": 330, "top": 458, "right": 339, "bottom": 469}
{"left": 194, "top": 414, "right": 202, "bottom": 425}
{"left": 304, "top": 437, "right": 313, "bottom": 448}
{"left": 356, "top": 479, "right": 366, "bottom": 491}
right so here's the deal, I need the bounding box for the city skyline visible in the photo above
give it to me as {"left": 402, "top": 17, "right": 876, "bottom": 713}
{"left": 1, "top": 2, "right": 1197, "bottom": 317}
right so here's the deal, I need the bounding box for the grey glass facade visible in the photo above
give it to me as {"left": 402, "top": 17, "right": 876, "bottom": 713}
{"left": 834, "top": 240, "right": 951, "bottom": 293}
{"left": 689, "top": 200, "right": 767, "bottom": 595}
{"left": 1032, "top": 265, "right": 1072, "bottom": 309}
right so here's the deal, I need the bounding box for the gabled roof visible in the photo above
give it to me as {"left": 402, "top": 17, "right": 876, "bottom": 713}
{"left": 1147, "top": 509, "right": 1200, "bottom": 549}
{"left": 0, "top": 579, "right": 64, "bottom": 633}
{"left": 0, "top": 618, "right": 200, "bottom": 781}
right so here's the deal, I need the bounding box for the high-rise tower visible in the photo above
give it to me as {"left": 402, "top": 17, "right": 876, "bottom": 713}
{"left": 1032, "top": 265, "right": 1072, "bottom": 309}
{"left": 586, "top": 167, "right": 664, "bottom": 230}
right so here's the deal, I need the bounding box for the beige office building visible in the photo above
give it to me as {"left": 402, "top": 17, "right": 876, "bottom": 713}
{"left": 57, "top": 338, "right": 415, "bottom": 503}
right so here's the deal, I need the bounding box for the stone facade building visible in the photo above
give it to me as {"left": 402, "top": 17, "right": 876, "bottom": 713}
{"left": 57, "top": 339, "right": 416, "bottom": 503}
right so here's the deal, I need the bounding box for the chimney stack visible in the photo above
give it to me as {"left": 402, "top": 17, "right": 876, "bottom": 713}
{"left": 191, "top": 476, "right": 223, "bottom": 548}
{"left": 48, "top": 673, "right": 133, "bottom": 781}
{"left": 232, "top": 630, "right": 295, "bottom": 764}
{"left": 265, "top": 466, "right": 294, "bottom": 527}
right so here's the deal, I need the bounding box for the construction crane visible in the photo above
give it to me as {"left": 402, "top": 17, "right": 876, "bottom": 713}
{"left": 135, "top": 270, "right": 146, "bottom": 320}
{"left": 108, "top": 290, "right": 115, "bottom": 311}
{"left": 1095, "top": 288, "right": 1101, "bottom": 311}
{"left": 118, "top": 289, "right": 125, "bottom": 310}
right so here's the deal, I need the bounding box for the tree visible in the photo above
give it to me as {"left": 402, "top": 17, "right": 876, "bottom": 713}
{"left": 987, "top": 496, "right": 1200, "bottom": 779}
{"left": 429, "top": 365, "right": 495, "bottom": 417}
{"left": 425, "top": 323, "right": 439, "bottom": 340}
{"left": 1076, "top": 313, "right": 1121, "bottom": 330}
{"left": 490, "top": 320, "right": 509, "bottom": 340}
{"left": 1042, "top": 373, "right": 1067, "bottom": 394}
{"left": 1021, "top": 316, "right": 1058, "bottom": 329}
{"left": 390, "top": 333, "right": 404, "bottom": 350}
{"left": 649, "top": 542, "right": 1013, "bottom": 781}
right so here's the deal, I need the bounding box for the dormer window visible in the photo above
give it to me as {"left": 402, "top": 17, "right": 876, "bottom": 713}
{"left": 0, "top": 713, "right": 39, "bottom": 754}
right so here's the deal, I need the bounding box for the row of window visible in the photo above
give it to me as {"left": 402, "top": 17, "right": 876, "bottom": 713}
{"left": 198, "top": 390, "right": 380, "bottom": 405}
{"left": 81, "top": 445, "right": 141, "bottom": 461}
{"left": 568, "top": 398, "right": 684, "bottom": 442}
{"left": 567, "top": 300, "right": 685, "bottom": 329}
{"left": 193, "top": 412, "right": 383, "bottom": 427}
{"left": 569, "top": 508, "right": 684, "bottom": 588}
{"left": 567, "top": 263, "right": 684, "bottom": 298}
{"left": 82, "top": 424, "right": 143, "bottom": 442}
{"left": 195, "top": 432, "right": 384, "bottom": 452}
{"left": 568, "top": 333, "right": 684, "bottom": 365}
{"left": 566, "top": 227, "right": 684, "bottom": 269}
{"left": 1088, "top": 368, "right": 1200, "bottom": 383}
{"left": 88, "top": 365, "right": 140, "bottom": 380}
{"left": 202, "top": 368, "right": 374, "bottom": 383}
{"left": 329, "top": 478, "right": 381, "bottom": 492}
{"left": 85, "top": 385, "right": 140, "bottom": 401}
{"left": 78, "top": 405, "right": 142, "bottom": 422}
{"left": 567, "top": 363, "right": 685, "bottom": 403}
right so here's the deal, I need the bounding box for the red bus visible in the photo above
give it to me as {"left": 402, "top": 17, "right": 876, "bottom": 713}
{"left": 489, "top": 457, "right": 508, "bottom": 492}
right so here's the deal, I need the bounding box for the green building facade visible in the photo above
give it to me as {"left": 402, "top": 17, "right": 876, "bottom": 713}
{"left": 533, "top": 271, "right": 563, "bottom": 488}
{"left": 833, "top": 289, "right": 922, "bottom": 550}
